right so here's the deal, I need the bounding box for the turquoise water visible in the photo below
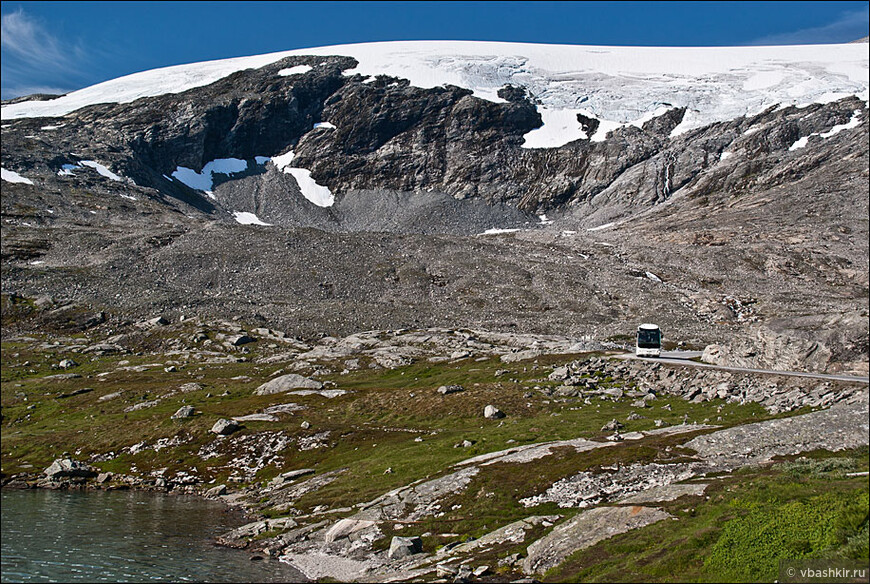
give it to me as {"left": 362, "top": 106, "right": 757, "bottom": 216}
{"left": 0, "top": 489, "right": 307, "bottom": 583}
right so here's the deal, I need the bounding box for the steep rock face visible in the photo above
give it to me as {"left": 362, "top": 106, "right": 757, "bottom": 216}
{"left": 1, "top": 54, "right": 863, "bottom": 222}
{"left": 702, "top": 313, "right": 869, "bottom": 376}
{"left": 562, "top": 97, "right": 866, "bottom": 228}
{"left": 295, "top": 80, "right": 539, "bottom": 201}
{"left": 97, "top": 56, "right": 352, "bottom": 165}
{"left": 1, "top": 55, "right": 356, "bottom": 213}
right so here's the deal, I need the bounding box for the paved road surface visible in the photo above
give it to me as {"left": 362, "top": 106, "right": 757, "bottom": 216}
{"left": 616, "top": 351, "right": 869, "bottom": 384}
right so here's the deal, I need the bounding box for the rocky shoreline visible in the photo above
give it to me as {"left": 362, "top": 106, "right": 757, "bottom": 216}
{"left": 0, "top": 462, "right": 287, "bottom": 576}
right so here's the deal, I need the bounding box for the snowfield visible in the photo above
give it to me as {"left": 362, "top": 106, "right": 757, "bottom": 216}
{"left": 2, "top": 41, "right": 867, "bottom": 147}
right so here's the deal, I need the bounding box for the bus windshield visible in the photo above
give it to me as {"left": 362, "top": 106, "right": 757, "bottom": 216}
{"left": 637, "top": 330, "right": 661, "bottom": 348}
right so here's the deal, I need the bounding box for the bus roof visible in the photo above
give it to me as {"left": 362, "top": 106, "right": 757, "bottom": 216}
{"left": 638, "top": 323, "right": 660, "bottom": 330}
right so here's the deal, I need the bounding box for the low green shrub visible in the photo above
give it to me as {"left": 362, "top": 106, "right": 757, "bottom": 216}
{"left": 705, "top": 491, "right": 869, "bottom": 581}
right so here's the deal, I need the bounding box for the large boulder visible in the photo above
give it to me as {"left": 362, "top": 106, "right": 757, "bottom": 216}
{"left": 549, "top": 366, "right": 570, "bottom": 381}
{"left": 204, "top": 484, "right": 227, "bottom": 498}
{"left": 33, "top": 295, "right": 55, "bottom": 309}
{"left": 137, "top": 316, "right": 168, "bottom": 328}
{"left": 254, "top": 374, "right": 323, "bottom": 395}
{"left": 324, "top": 518, "right": 377, "bottom": 543}
{"left": 484, "top": 405, "right": 506, "bottom": 419}
{"left": 211, "top": 419, "right": 240, "bottom": 435}
{"left": 226, "top": 334, "right": 256, "bottom": 346}
{"left": 171, "top": 405, "right": 195, "bottom": 419}
{"left": 601, "top": 419, "right": 624, "bottom": 432}
{"left": 82, "top": 343, "right": 125, "bottom": 355}
{"left": 437, "top": 384, "right": 465, "bottom": 395}
{"left": 389, "top": 535, "right": 423, "bottom": 559}
{"left": 44, "top": 458, "right": 97, "bottom": 479}
{"left": 267, "top": 468, "right": 315, "bottom": 488}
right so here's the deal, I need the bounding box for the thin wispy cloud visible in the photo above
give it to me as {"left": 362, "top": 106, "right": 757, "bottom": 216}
{"left": 748, "top": 8, "right": 870, "bottom": 45}
{"left": 1, "top": 9, "right": 90, "bottom": 99}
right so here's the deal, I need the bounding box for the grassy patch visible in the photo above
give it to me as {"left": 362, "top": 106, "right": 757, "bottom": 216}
{"left": 705, "top": 491, "right": 867, "bottom": 581}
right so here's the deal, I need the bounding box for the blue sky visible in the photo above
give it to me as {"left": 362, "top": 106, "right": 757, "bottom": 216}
{"left": 2, "top": 1, "right": 868, "bottom": 99}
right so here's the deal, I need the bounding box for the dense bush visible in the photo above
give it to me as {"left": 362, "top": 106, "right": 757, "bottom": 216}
{"left": 782, "top": 456, "right": 857, "bottom": 478}
{"left": 705, "top": 491, "right": 869, "bottom": 581}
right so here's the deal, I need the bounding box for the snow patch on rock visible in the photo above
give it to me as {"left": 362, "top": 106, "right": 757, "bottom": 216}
{"left": 271, "top": 150, "right": 296, "bottom": 170}
{"left": 279, "top": 65, "right": 313, "bottom": 76}
{"left": 283, "top": 167, "right": 334, "bottom": 207}
{"left": 2, "top": 168, "right": 34, "bottom": 184}
{"left": 789, "top": 136, "right": 810, "bottom": 151}
{"left": 819, "top": 108, "right": 863, "bottom": 137}
{"left": 80, "top": 160, "right": 122, "bottom": 182}
{"left": 478, "top": 228, "right": 523, "bottom": 236}
{"left": 57, "top": 163, "right": 80, "bottom": 176}
{"left": 232, "top": 211, "right": 272, "bottom": 226}
{"left": 522, "top": 107, "right": 588, "bottom": 148}
{"left": 789, "top": 109, "right": 863, "bottom": 152}
{"left": 172, "top": 158, "right": 248, "bottom": 195}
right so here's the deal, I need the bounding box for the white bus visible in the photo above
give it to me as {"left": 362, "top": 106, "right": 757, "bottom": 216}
{"left": 636, "top": 323, "right": 662, "bottom": 357}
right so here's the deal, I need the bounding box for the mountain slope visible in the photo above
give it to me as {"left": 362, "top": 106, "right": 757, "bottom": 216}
{"left": 1, "top": 41, "right": 868, "bottom": 374}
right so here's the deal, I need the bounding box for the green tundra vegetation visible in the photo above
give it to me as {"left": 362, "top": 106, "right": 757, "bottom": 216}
{"left": 1, "top": 306, "right": 867, "bottom": 582}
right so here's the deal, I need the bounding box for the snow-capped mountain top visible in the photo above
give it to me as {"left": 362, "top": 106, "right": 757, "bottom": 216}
{"left": 3, "top": 40, "right": 868, "bottom": 142}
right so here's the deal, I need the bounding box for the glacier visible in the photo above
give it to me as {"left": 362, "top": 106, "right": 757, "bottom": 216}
{"left": 1, "top": 40, "right": 866, "bottom": 147}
